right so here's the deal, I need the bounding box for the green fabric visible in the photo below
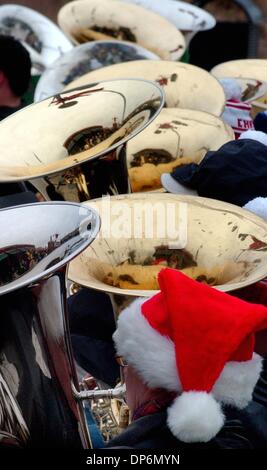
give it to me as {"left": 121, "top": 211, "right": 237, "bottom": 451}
{"left": 23, "top": 74, "right": 40, "bottom": 106}
{"left": 180, "top": 49, "right": 190, "bottom": 64}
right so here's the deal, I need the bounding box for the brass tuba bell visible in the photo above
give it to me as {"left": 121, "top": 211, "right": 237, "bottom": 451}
{"left": 57, "top": 0, "right": 185, "bottom": 61}
{"left": 0, "top": 79, "right": 163, "bottom": 202}
{"left": 68, "top": 193, "right": 267, "bottom": 313}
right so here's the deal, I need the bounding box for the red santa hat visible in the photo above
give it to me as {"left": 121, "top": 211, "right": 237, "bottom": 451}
{"left": 113, "top": 268, "right": 267, "bottom": 443}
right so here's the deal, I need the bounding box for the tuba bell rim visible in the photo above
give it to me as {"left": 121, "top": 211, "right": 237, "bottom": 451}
{"left": 68, "top": 193, "right": 267, "bottom": 296}
{"left": 57, "top": 0, "right": 186, "bottom": 61}
{"left": 121, "top": 0, "right": 216, "bottom": 33}
{"left": 0, "top": 78, "right": 164, "bottom": 182}
{"left": 0, "top": 201, "right": 101, "bottom": 296}
{"left": 0, "top": 3, "right": 73, "bottom": 74}
{"left": 64, "top": 59, "right": 226, "bottom": 117}
{"left": 126, "top": 107, "right": 235, "bottom": 193}
{"left": 34, "top": 39, "right": 160, "bottom": 102}
{"left": 211, "top": 59, "right": 267, "bottom": 82}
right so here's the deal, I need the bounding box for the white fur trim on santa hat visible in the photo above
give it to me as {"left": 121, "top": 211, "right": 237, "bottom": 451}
{"left": 167, "top": 392, "right": 225, "bottom": 443}
{"left": 114, "top": 297, "right": 262, "bottom": 408}
{"left": 243, "top": 197, "right": 267, "bottom": 221}
{"left": 113, "top": 297, "right": 181, "bottom": 391}
{"left": 219, "top": 78, "right": 242, "bottom": 101}
{"left": 212, "top": 353, "right": 262, "bottom": 408}
{"left": 239, "top": 130, "right": 267, "bottom": 146}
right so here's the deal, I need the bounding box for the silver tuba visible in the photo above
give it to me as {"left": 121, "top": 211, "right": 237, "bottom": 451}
{"left": 0, "top": 79, "right": 163, "bottom": 202}
{"left": 0, "top": 201, "right": 101, "bottom": 448}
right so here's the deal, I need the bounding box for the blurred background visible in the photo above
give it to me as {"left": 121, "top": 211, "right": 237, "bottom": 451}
{"left": 0, "top": 0, "right": 266, "bottom": 58}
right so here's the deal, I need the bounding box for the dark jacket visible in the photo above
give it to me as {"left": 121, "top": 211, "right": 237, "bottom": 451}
{"left": 106, "top": 358, "right": 267, "bottom": 449}
{"left": 170, "top": 139, "right": 267, "bottom": 207}
{"left": 106, "top": 404, "right": 267, "bottom": 449}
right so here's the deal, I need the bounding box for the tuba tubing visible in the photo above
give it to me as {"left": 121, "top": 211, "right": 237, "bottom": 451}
{"left": 0, "top": 202, "right": 100, "bottom": 448}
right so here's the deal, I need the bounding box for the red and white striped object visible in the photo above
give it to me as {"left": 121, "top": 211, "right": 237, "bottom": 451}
{"left": 222, "top": 99, "right": 254, "bottom": 139}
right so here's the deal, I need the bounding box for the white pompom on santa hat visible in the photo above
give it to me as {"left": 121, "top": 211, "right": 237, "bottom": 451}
{"left": 114, "top": 269, "right": 267, "bottom": 443}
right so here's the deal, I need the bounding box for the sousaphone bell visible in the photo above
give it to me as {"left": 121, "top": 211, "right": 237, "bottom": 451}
{"left": 57, "top": 0, "right": 186, "bottom": 61}
{"left": 121, "top": 0, "right": 216, "bottom": 47}
{"left": 65, "top": 59, "right": 226, "bottom": 116}
{"left": 68, "top": 193, "right": 267, "bottom": 314}
{"left": 211, "top": 60, "right": 267, "bottom": 116}
{"left": 0, "top": 79, "right": 163, "bottom": 202}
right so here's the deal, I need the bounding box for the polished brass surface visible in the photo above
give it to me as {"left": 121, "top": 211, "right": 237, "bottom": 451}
{"left": 233, "top": 77, "right": 267, "bottom": 103}
{"left": 0, "top": 79, "right": 163, "bottom": 201}
{"left": 58, "top": 0, "right": 185, "bottom": 60}
{"left": 211, "top": 68, "right": 267, "bottom": 118}
{"left": 69, "top": 193, "right": 267, "bottom": 298}
{"left": 120, "top": 0, "right": 216, "bottom": 47}
{"left": 65, "top": 60, "right": 226, "bottom": 116}
{"left": 211, "top": 59, "right": 267, "bottom": 82}
{"left": 34, "top": 40, "right": 160, "bottom": 102}
{"left": 126, "top": 108, "right": 234, "bottom": 192}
